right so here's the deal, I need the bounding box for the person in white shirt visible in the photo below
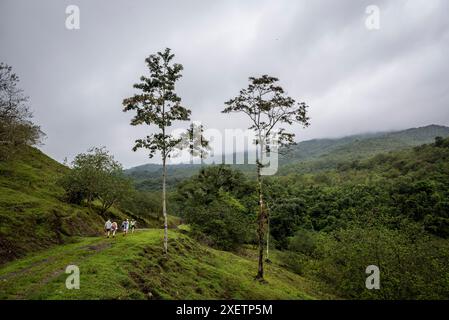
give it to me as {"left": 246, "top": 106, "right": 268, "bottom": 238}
{"left": 104, "top": 219, "right": 112, "bottom": 238}
{"left": 122, "top": 219, "right": 129, "bottom": 236}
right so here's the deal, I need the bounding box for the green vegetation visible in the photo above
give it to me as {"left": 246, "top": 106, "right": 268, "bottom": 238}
{"left": 3, "top": 133, "right": 449, "bottom": 300}
{"left": 126, "top": 163, "right": 202, "bottom": 191}
{"left": 176, "top": 166, "right": 256, "bottom": 250}
{"left": 126, "top": 125, "right": 449, "bottom": 190}
{"left": 59, "top": 147, "right": 133, "bottom": 213}
{"left": 0, "top": 63, "right": 44, "bottom": 161}
{"left": 0, "top": 229, "right": 329, "bottom": 300}
{"left": 292, "top": 223, "right": 449, "bottom": 299}
{"left": 264, "top": 137, "right": 449, "bottom": 299}
{"left": 2, "top": 55, "right": 449, "bottom": 300}
{"left": 171, "top": 136, "right": 449, "bottom": 299}
{"left": 266, "top": 136, "right": 449, "bottom": 239}
{"left": 0, "top": 146, "right": 101, "bottom": 264}
{"left": 0, "top": 146, "right": 162, "bottom": 265}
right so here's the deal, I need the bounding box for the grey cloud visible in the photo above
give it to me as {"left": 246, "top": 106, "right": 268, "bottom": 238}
{"left": 1, "top": 0, "right": 448, "bottom": 167}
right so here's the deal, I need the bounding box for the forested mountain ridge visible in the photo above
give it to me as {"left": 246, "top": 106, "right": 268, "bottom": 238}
{"left": 126, "top": 124, "right": 449, "bottom": 190}
{"left": 284, "top": 124, "right": 449, "bottom": 161}
{"left": 279, "top": 124, "right": 449, "bottom": 174}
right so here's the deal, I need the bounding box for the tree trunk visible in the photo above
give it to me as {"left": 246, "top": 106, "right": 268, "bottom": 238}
{"left": 266, "top": 211, "right": 270, "bottom": 261}
{"left": 255, "top": 133, "right": 266, "bottom": 280}
{"left": 162, "top": 154, "right": 168, "bottom": 254}
{"left": 162, "top": 98, "right": 168, "bottom": 255}
{"left": 256, "top": 162, "right": 265, "bottom": 279}
{"left": 87, "top": 194, "right": 92, "bottom": 210}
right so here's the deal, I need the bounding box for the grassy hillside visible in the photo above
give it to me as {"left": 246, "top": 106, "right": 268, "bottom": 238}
{"left": 0, "top": 147, "right": 159, "bottom": 265}
{"left": 0, "top": 228, "right": 331, "bottom": 300}
{"left": 127, "top": 124, "right": 449, "bottom": 189}
{"left": 0, "top": 147, "right": 331, "bottom": 300}
{"left": 0, "top": 147, "right": 100, "bottom": 264}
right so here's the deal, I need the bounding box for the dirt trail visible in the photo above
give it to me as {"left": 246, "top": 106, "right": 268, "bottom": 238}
{"left": 39, "top": 242, "right": 112, "bottom": 286}
{"left": 0, "top": 238, "right": 112, "bottom": 299}
{"left": 0, "top": 257, "right": 54, "bottom": 281}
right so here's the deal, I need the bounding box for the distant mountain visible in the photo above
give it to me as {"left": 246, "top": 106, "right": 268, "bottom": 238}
{"left": 126, "top": 124, "right": 449, "bottom": 190}
{"left": 125, "top": 163, "right": 202, "bottom": 190}
{"left": 279, "top": 124, "right": 449, "bottom": 174}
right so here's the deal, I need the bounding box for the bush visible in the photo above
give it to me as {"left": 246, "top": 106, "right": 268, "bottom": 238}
{"left": 277, "top": 250, "right": 310, "bottom": 276}
{"left": 176, "top": 165, "right": 256, "bottom": 250}
{"left": 288, "top": 229, "right": 318, "bottom": 257}
{"left": 186, "top": 191, "right": 252, "bottom": 250}
{"left": 59, "top": 147, "right": 133, "bottom": 214}
{"left": 118, "top": 190, "right": 162, "bottom": 220}
{"left": 312, "top": 222, "right": 449, "bottom": 299}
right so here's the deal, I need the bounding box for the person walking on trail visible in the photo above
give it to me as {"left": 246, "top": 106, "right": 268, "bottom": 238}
{"left": 104, "top": 219, "right": 112, "bottom": 238}
{"left": 111, "top": 221, "right": 118, "bottom": 238}
{"left": 130, "top": 220, "right": 136, "bottom": 234}
{"left": 122, "top": 219, "right": 129, "bottom": 236}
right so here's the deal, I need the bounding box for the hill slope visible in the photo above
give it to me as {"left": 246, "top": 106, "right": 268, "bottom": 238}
{"left": 0, "top": 229, "right": 331, "bottom": 300}
{"left": 0, "top": 147, "right": 133, "bottom": 264}
{"left": 0, "top": 147, "right": 103, "bottom": 263}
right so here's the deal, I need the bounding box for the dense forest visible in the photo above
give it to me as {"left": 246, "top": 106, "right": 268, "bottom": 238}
{"left": 172, "top": 136, "right": 449, "bottom": 299}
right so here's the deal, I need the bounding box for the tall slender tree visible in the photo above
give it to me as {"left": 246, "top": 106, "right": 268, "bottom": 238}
{"left": 123, "top": 48, "right": 191, "bottom": 254}
{"left": 222, "top": 75, "right": 310, "bottom": 279}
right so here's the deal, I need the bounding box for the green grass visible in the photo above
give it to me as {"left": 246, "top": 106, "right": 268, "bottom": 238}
{"left": 0, "top": 146, "right": 160, "bottom": 265}
{"left": 0, "top": 229, "right": 332, "bottom": 300}
{"left": 0, "top": 147, "right": 102, "bottom": 263}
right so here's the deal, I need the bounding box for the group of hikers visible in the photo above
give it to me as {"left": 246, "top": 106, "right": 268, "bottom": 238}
{"left": 104, "top": 218, "right": 137, "bottom": 238}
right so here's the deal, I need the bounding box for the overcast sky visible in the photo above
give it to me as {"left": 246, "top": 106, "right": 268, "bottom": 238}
{"left": 1, "top": 0, "right": 448, "bottom": 168}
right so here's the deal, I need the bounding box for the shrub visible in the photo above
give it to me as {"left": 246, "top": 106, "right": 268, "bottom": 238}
{"left": 313, "top": 222, "right": 449, "bottom": 299}
{"left": 288, "top": 229, "right": 318, "bottom": 257}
